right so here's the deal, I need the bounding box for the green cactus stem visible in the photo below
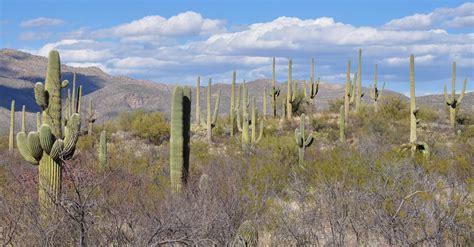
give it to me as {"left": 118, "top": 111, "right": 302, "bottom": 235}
{"left": 286, "top": 59, "right": 294, "bottom": 120}
{"left": 271, "top": 57, "right": 280, "bottom": 117}
{"left": 170, "top": 86, "right": 192, "bottom": 193}
{"left": 399, "top": 55, "right": 429, "bottom": 158}
{"left": 237, "top": 85, "right": 263, "bottom": 151}
{"left": 444, "top": 62, "right": 467, "bottom": 128}
{"left": 98, "top": 130, "right": 107, "bottom": 167}
{"left": 355, "top": 48, "right": 363, "bottom": 112}
{"left": 230, "top": 71, "right": 236, "bottom": 137}
{"left": 344, "top": 61, "right": 352, "bottom": 122}
{"left": 9, "top": 100, "right": 15, "bottom": 151}
{"left": 263, "top": 87, "right": 267, "bottom": 120}
{"left": 36, "top": 112, "right": 42, "bottom": 131}
{"left": 308, "top": 58, "right": 319, "bottom": 100}
{"left": 295, "top": 114, "right": 313, "bottom": 166}
{"left": 195, "top": 76, "right": 201, "bottom": 125}
{"left": 87, "top": 99, "right": 96, "bottom": 135}
{"left": 17, "top": 50, "right": 81, "bottom": 216}
{"left": 202, "top": 78, "right": 221, "bottom": 144}
{"left": 369, "top": 64, "right": 385, "bottom": 112}
{"left": 339, "top": 105, "right": 345, "bottom": 143}
{"left": 232, "top": 220, "right": 258, "bottom": 247}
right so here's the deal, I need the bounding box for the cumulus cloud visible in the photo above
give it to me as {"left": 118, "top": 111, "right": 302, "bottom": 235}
{"left": 26, "top": 6, "right": 473, "bottom": 93}
{"left": 20, "top": 17, "right": 65, "bottom": 28}
{"left": 383, "top": 2, "right": 474, "bottom": 30}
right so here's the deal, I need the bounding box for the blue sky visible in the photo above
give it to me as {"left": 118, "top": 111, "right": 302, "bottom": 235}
{"left": 1, "top": 0, "right": 473, "bottom": 95}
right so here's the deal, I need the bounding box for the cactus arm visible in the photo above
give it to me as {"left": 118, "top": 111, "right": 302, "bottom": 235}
{"left": 304, "top": 134, "right": 313, "bottom": 147}
{"left": 39, "top": 124, "right": 55, "bottom": 154}
{"left": 16, "top": 132, "right": 39, "bottom": 165}
{"left": 211, "top": 88, "right": 221, "bottom": 125}
{"left": 379, "top": 81, "right": 385, "bottom": 99}
{"left": 444, "top": 84, "right": 451, "bottom": 105}
{"left": 34, "top": 83, "right": 47, "bottom": 109}
{"left": 458, "top": 77, "right": 467, "bottom": 104}
{"left": 294, "top": 129, "right": 303, "bottom": 147}
{"left": 27, "top": 132, "right": 43, "bottom": 160}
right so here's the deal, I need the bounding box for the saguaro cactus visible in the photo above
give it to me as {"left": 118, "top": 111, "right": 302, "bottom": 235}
{"left": 170, "top": 86, "right": 192, "bottom": 192}
{"left": 355, "top": 48, "right": 363, "bottom": 112}
{"left": 16, "top": 50, "right": 82, "bottom": 215}
{"left": 202, "top": 78, "right": 221, "bottom": 144}
{"left": 263, "top": 87, "right": 267, "bottom": 119}
{"left": 400, "top": 55, "right": 429, "bottom": 157}
{"left": 230, "top": 71, "right": 236, "bottom": 136}
{"left": 295, "top": 114, "right": 313, "bottom": 166}
{"left": 98, "top": 130, "right": 107, "bottom": 167}
{"left": 344, "top": 61, "right": 352, "bottom": 122}
{"left": 232, "top": 220, "right": 258, "bottom": 247}
{"left": 195, "top": 76, "right": 201, "bottom": 125}
{"left": 237, "top": 84, "right": 263, "bottom": 150}
{"left": 369, "top": 64, "right": 385, "bottom": 112}
{"left": 87, "top": 99, "right": 96, "bottom": 135}
{"left": 339, "top": 105, "right": 345, "bottom": 143}
{"left": 308, "top": 58, "right": 319, "bottom": 101}
{"left": 270, "top": 57, "right": 280, "bottom": 117}
{"left": 9, "top": 100, "right": 15, "bottom": 151}
{"left": 444, "top": 62, "right": 467, "bottom": 127}
{"left": 286, "top": 59, "right": 296, "bottom": 120}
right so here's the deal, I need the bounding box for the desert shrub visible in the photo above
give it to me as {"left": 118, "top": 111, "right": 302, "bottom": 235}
{"left": 328, "top": 98, "right": 344, "bottom": 113}
{"left": 379, "top": 95, "right": 409, "bottom": 121}
{"left": 417, "top": 106, "right": 439, "bottom": 122}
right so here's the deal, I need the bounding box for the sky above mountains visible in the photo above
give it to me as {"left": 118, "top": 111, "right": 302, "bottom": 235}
{"left": 1, "top": 0, "right": 473, "bottom": 95}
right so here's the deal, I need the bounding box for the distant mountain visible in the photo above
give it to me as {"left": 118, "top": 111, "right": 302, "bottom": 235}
{"left": 3, "top": 48, "right": 466, "bottom": 133}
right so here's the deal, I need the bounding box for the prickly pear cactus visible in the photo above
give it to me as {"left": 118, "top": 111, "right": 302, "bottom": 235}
{"left": 170, "top": 86, "right": 192, "bottom": 192}
{"left": 16, "top": 50, "right": 82, "bottom": 216}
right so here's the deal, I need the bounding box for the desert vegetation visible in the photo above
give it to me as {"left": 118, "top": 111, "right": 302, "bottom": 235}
{"left": 0, "top": 49, "right": 472, "bottom": 246}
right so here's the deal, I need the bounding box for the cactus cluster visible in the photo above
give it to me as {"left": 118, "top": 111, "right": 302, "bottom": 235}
{"left": 170, "top": 86, "right": 192, "bottom": 192}
{"left": 369, "top": 64, "right": 385, "bottom": 112}
{"left": 295, "top": 114, "right": 313, "bottom": 166}
{"left": 199, "top": 79, "right": 221, "bottom": 144}
{"left": 355, "top": 48, "right": 364, "bottom": 112}
{"left": 400, "top": 55, "right": 429, "bottom": 157}
{"left": 307, "top": 58, "right": 319, "bottom": 101}
{"left": 444, "top": 62, "right": 467, "bottom": 127}
{"left": 16, "top": 50, "right": 82, "bottom": 215}
{"left": 237, "top": 83, "right": 264, "bottom": 150}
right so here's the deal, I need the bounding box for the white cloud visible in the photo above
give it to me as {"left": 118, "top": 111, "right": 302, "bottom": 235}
{"left": 383, "top": 2, "right": 474, "bottom": 30}
{"left": 20, "top": 17, "right": 64, "bottom": 28}
{"left": 19, "top": 31, "right": 52, "bottom": 41}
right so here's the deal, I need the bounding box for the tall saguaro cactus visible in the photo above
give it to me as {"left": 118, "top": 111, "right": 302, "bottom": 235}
{"left": 195, "top": 76, "right": 201, "bottom": 125}
{"left": 369, "top": 64, "right": 385, "bottom": 112}
{"left": 308, "top": 58, "right": 320, "bottom": 101}
{"left": 87, "top": 99, "right": 96, "bottom": 135}
{"left": 344, "top": 61, "right": 352, "bottom": 122}
{"left": 9, "top": 100, "right": 15, "bottom": 151}
{"left": 295, "top": 114, "right": 313, "bottom": 166}
{"left": 230, "top": 71, "right": 236, "bottom": 136}
{"left": 355, "top": 48, "right": 363, "bottom": 112}
{"left": 237, "top": 84, "right": 263, "bottom": 150}
{"left": 170, "top": 86, "right": 192, "bottom": 193}
{"left": 271, "top": 57, "right": 280, "bottom": 117}
{"left": 286, "top": 59, "right": 294, "bottom": 120}
{"left": 339, "top": 105, "right": 345, "bottom": 143}
{"left": 400, "top": 55, "right": 429, "bottom": 157}
{"left": 98, "top": 130, "right": 107, "bottom": 167}
{"left": 202, "top": 78, "right": 221, "bottom": 144}
{"left": 16, "top": 50, "right": 82, "bottom": 215}
{"left": 444, "top": 62, "right": 467, "bottom": 127}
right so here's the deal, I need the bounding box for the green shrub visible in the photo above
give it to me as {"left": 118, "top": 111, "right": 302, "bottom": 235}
{"left": 328, "top": 98, "right": 344, "bottom": 113}
{"left": 417, "top": 106, "right": 439, "bottom": 122}
{"left": 379, "top": 95, "right": 409, "bottom": 121}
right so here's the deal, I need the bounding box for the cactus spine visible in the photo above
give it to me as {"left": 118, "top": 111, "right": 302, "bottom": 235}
{"left": 444, "top": 62, "right": 467, "bottom": 127}
{"left": 17, "top": 50, "right": 81, "bottom": 215}
{"left": 230, "top": 71, "right": 236, "bottom": 136}
{"left": 369, "top": 64, "right": 385, "bottom": 112}
{"left": 339, "top": 105, "right": 345, "bottom": 143}
{"left": 400, "top": 55, "right": 429, "bottom": 157}
{"left": 170, "top": 86, "right": 192, "bottom": 192}
{"left": 203, "top": 78, "right": 221, "bottom": 144}
{"left": 308, "top": 58, "right": 319, "bottom": 100}
{"left": 344, "top": 61, "right": 352, "bottom": 122}
{"left": 9, "top": 100, "right": 15, "bottom": 151}
{"left": 271, "top": 57, "right": 280, "bottom": 117}
{"left": 98, "top": 130, "right": 107, "bottom": 167}
{"left": 295, "top": 114, "right": 313, "bottom": 166}
{"left": 195, "top": 76, "right": 201, "bottom": 125}
{"left": 355, "top": 48, "right": 363, "bottom": 112}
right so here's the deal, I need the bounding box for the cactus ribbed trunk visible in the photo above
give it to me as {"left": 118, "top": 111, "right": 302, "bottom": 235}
{"left": 409, "top": 55, "right": 416, "bottom": 143}
{"left": 38, "top": 153, "right": 61, "bottom": 215}
{"left": 339, "top": 105, "right": 345, "bottom": 142}
{"left": 356, "top": 48, "right": 362, "bottom": 112}
{"left": 230, "top": 71, "right": 236, "bottom": 137}
{"left": 263, "top": 88, "right": 267, "bottom": 119}
{"left": 344, "top": 61, "right": 351, "bottom": 122}
{"left": 170, "top": 86, "right": 191, "bottom": 193}
{"left": 287, "top": 59, "right": 293, "bottom": 120}
{"left": 98, "top": 130, "right": 107, "bottom": 167}
{"left": 9, "top": 100, "right": 15, "bottom": 151}
{"left": 272, "top": 57, "right": 277, "bottom": 117}
{"left": 207, "top": 79, "right": 212, "bottom": 144}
